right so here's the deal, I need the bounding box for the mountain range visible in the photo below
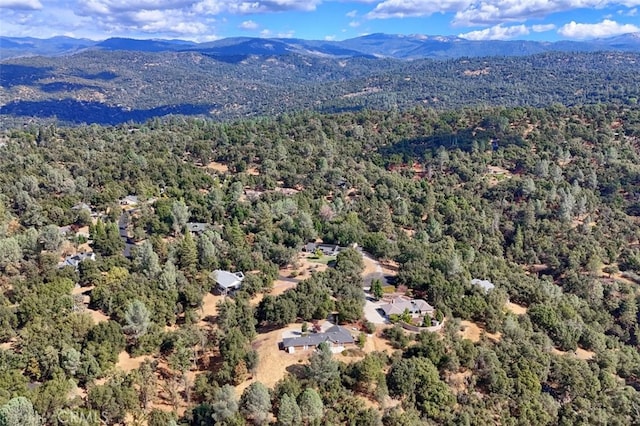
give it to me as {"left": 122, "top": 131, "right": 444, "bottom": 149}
{"left": 2, "top": 32, "right": 640, "bottom": 60}
{"left": 1, "top": 33, "right": 640, "bottom": 126}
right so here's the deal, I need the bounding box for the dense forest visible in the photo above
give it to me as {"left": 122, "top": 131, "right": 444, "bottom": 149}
{"left": 1, "top": 51, "right": 639, "bottom": 126}
{"left": 1, "top": 102, "right": 640, "bottom": 425}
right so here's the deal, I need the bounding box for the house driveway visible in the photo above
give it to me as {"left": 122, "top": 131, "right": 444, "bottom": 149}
{"left": 364, "top": 297, "right": 388, "bottom": 325}
{"left": 362, "top": 252, "right": 389, "bottom": 289}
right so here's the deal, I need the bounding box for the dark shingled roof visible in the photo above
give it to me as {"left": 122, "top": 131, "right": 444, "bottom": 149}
{"left": 282, "top": 325, "right": 354, "bottom": 348}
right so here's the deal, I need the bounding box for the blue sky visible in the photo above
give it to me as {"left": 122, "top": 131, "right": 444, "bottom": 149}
{"left": 0, "top": 0, "right": 638, "bottom": 41}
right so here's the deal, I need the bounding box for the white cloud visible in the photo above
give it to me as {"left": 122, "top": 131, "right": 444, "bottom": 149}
{"left": 82, "top": 0, "right": 196, "bottom": 15}
{"left": 532, "top": 23, "right": 556, "bottom": 32}
{"left": 349, "top": 20, "right": 361, "bottom": 27}
{"left": 459, "top": 23, "right": 529, "bottom": 40}
{"left": 324, "top": 34, "right": 336, "bottom": 40}
{"left": 0, "top": 0, "right": 42, "bottom": 9}
{"left": 558, "top": 19, "right": 640, "bottom": 39}
{"left": 361, "top": 0, "right": 640, "bottom": 26}
{"left": 230, "top": 0, "right": 321, "bottom": 14}
{"left": 453, "top": 0, "right": 640, "bottom": 26}
{"left": 239, "top": 20, "right": 259, "bottom": 30}
{"left": 367, "top": 0, "right": 473, "bottom": 19}
{"left": 346, "top": 9, "right": 358, "bottom": 17}
{"left": 260, "top": 28, "right": 295, "bottom": 38}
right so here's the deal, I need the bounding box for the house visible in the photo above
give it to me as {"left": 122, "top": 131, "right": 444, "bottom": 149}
{"left": 212, "top": 270, "right": 245, "bottom": 295}
{"left": 72, "top": 202, "right": 98, "bottom": 218}
{"left": 71, "top": 202, "right": 91, "bottom": 211}
{"left": 281, "top": 325, "right": 354, "bottom": 354}
{"left": 120, "top": 195, "right": 139, "bottom": 206}
{"left": 58, "top": 225, "right": 73, "bottom": 236}
{"left": 303, "top": 242, "right": 346, "bottom": 256}
{"left": 471, "top": 278, "right": 495, "bottom": 293}
{"left": 379, "top": 297, "right": 435, "bottom": 318}
{"left": 186, "top": 222, "right": 208, "bottom": 234}
{"left": 58, "top": 252, "right": 96, "bottom": 269}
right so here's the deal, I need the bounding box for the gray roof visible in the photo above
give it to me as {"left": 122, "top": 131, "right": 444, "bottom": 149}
{"left": 213, "top": 270, "right": 245, "bottom": 289}
{"left": 187, "top": 222, "right": 208, "bottom": 233}
{"left": 72, "top": 202, "right": 91, "bottom": 211}
{"left": 471, "top": 279, "right": 495, "bottom": 293}
{"left": 380, "top": 299, "right": 434, "bottom": 317}
{"left": 304, "top": 242, "right": 343, "bottom": 254}
{"left": 121, "top": 195, "right": 139, "bottom": 205}
{"left": 282, "top": 325, "right": 354, "bottom": 348}
{"left": 58, "top": 252, "right": 95, "bottom": 269}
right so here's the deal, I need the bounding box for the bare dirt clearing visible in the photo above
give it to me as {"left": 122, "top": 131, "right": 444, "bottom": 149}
{"left": 551, "top": 347, "right": 595, "bottom": 361}
{"left": 459, "top": 320, "right": 501, "bottom": 343}
{"left": 505, "top": 301, "right": 528, "bottom": 315}
{"left": 237, "top": 323, "right": 311, "bottom": 396}
{"left": 115, "top": 351, "right": 152, "bottom": 373}
{"left": 72, "top": 285, "right": 110, "bottom": 324}
{"left": 204, "top": 161, "right": 228, "bottom": 173}
{"left": 197, "top": 292, "right": 225, "bottom": 326}
{"left": 485, "top": 165, "right": 513, "bottom": 187}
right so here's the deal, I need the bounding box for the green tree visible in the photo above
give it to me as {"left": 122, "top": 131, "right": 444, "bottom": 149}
{"left": 60, "top": 346, "right": 81, "bottom": 377}
{"left": 171, "top": 200, "right": 189, "bottom": 235}
{"left": 211, "top": 385, "right": 239, "bottom": 424}
{"left": 277, "top": 393, "right": 302, "bottom": 426}
{"left": 123, "top": 300, "right": 151, "bottom": 341}
{"left": 0, "top": 397, "right": 42, "bottom": 426}
{"left": 371, "top": 279, "right": 384, "bottom": 300}
{"left": 179, "top": 232, "right": 198, "bottom": 271}
{"left": 298, "top": 388, "right": 323, "bottom": 426}
{"left": 134, "top": 240, "right": 161, "bottom": 278}
{"left": 240, "top": 381, "right": 271, "bottom": 425}
{"left": 38, "top": 224, "right": 63, "bottom": 252}
{"left": 307, "top": 342, "right": 339, "bottom": 387}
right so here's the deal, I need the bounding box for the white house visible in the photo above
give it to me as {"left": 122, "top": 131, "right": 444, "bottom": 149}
{"left": 212, "top": 270, "right": 245, "bottom": 295}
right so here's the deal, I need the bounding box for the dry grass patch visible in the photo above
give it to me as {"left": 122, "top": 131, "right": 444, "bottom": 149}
{"left": 197, "top": 292, "right": 225, "bottom": 326}
{"left": 447, "top": 370, "right": 473, "bottom": 394}
{"left": 0, "top": 338, "right": 16, "bottom": 351}
{"left": 269, "top": 280, "right": 297, "bottom": 297}
{"left": 281, "top": 252, "right": 329, "bottom": 281}
{"left": 485, "top": 165, "right": 513, "bottom": 187}
{"left": 204, "top": 161, "right": 229, "bottom": 173}
{"left": 551, "top": 347, "right": 595, "bottom": 361}
{"left": 86, "top": 308, "right": 110, "bottom": 324}
{"left": 237, "top": 324, "right": 311, "bottom": 396}
{"left": 459, "top": 320, "right": 501, "bottom": 343}
{"left": 505, "top": 301, "right": 528, "bottom": 315}
{"left": 115, "top": 351, "right": 152, "bottom": 373}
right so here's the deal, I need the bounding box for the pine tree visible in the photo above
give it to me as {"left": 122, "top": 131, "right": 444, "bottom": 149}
{"left": 298, "top": 388, "right": 323, "bottom": 425}
{"left": 0, "top": 397, "right": 42, "bottom": 426}
{"left": 179, "top": 232, "right": 198, "bottom": 271}
{"left": 240, "top": 381, "right": 271, "bottom": 425}
{"left": 123, "top": 300, "right": 151, "bottom": 340}
{"left": 278, "top": 394, "right": 302, "bottom": 426}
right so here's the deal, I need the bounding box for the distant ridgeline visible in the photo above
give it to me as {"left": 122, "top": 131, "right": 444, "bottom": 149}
{"left": 1, "top": 34, "right": 639, "bottom": 126}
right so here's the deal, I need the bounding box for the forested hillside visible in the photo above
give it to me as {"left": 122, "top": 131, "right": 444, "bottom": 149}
{"left": 1, "top": 103, "right": 640, "bottom": 424}
{"left": 1, "top": 51, "right": 639, "bottom": 126}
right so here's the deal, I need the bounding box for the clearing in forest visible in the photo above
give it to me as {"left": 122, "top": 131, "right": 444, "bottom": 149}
{"left": 551, "top": 347, "right": 595, "bottom": 361}
{"left": 458, "top": 320, "right": 501, "bottom": 343}
{"left": 504, "top": 301, "right": 528, "bottom": 315}
{"left": 204, "top": 161, "right": 229, "bottom": 173}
